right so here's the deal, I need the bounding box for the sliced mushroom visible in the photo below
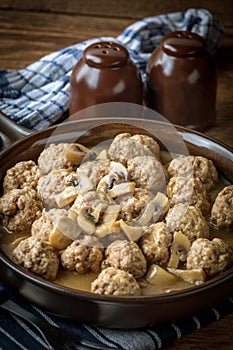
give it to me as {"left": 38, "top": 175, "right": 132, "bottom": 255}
{"left": 168, "top": 268, "right": 206, "bottom": 285}
{"left": 55, "top": 187, "right": 79, "bottom": 208}
{"left": 96, "top": 173, "right": 120, "bottom": 194}
{"left": 65, "top": 143, "right": 92, "bottom": 165}
{"left": 136, "top": 192, "right": 169, "bottom": 226}
{"left": 95, "top": 221, "right": 120, "bottom": 239}
{"left": 168, "top": 231, "right": 191, "bottom": 269}
{"left": 119, "top": 219, "right": 143, "bottom": 242}
{"left": 49, "top": 228, "right": 73, "bottom": 250}
{"left": 75, "top": 174, "right": 93, "bottom": 194}
{"left": 77, "top": 207, "right": 95, "bottom": 234}
{"left": 66, "top": 173, "right": 93, "bottom": 193}
{"left": 68, "top": 209, "right": 77, "bottom": 222}
{"left": 91, "top": 202, "right": 104, "bottom": 223}
{"left": 110, "top": 161, "right": 128, "bottom": 180}
{"left": 102, "top": 205, "right": 121, "bottom": 224}
{"left": 108, "top": 182, "right": 135, "bottom": 199}
{"left": 146, "top": 264, "right": 177, "bottom": 286}
{"left": 94, "top": 205, "right": 121, "bottom": 239}
{"left": 49, "top": 216, "right": 81, "bottom": 250}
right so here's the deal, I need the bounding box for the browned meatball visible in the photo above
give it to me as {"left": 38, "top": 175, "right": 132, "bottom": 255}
{"left": 108, "top": 133, "right": 160, "bottom": 164}
{"left": 165, "top": 203, "right": 210, "bottom": 243}
{"left": 167, "top": 176, "right": 210, "bottom": 215}
{"left": 127, "top": 156, "right": 166, "bottom": 193}
{"left": 210, "top": 185, "right": 233, "bottom": 229}
{"left": 91, "top": 267, "right": 141, "bottom": 296}
{"left": 37, "top": 169, "right": 71, "bottom": 208}
{"left": 0, "top": 188, "right": 43, "bottom": 233}
{"left": 102, "top": 240, "right": 147, "bottom": 278}
{"left": 38, "top": 143, "right": 87, "bottom": 175}
{"left": 12, "top": 236, "right": 59, "bottom": 280}
{"left": 140, "top": 222, "right": 172, "bottom": 267}
{"left": 130, "top": 134, "right": 160, "bottom": 160}
{"left": 116, "top": 188, "right": 150, "bottom": 222}
{"left": 3, "top": 160, "right": 40, "bottom": 193}
{"left": 61, "top": 235, "right": 104, "bottom": 273}
{"left": 31, "top": 209, "right": 53, "bottom": 241}
{"left": 167, "top": 155, "right": 218, "bottom": 191}
{"left": 186, "top": 238, "right": 233, "bottom": 278}
{"left": 31, "top": 208, "right": 75, "bottom": 242}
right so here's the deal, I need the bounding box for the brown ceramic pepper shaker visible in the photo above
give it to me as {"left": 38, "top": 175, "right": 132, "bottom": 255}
{"left": 69, "top": 41, "right": 143, "bottom": 116}
{"left": 146, "top": 31, "right": 217, "bottom": 131}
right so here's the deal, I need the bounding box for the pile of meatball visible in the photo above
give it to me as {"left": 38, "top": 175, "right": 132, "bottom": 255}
{"left": 0, "top": 132, "right": 232, "bottom": 296}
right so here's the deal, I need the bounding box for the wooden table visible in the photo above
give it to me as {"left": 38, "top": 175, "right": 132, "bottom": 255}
{"left": 0, "top": 1, "right": 232, "bottom": 349}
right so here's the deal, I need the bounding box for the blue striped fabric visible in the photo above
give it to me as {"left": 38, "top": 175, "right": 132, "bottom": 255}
{"left": 0, "top": 281, "right": 232, "bottom": 350}
{"left": 0, "top": 8, "right": 223, "bottom": 131}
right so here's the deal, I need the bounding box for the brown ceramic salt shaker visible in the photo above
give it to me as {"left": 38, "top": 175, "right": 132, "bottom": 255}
{"left": 69, "top": 41, "right": 143, "bottom": 116}
{"left": 146, "top": 31, "right": 217, "bottom": 130}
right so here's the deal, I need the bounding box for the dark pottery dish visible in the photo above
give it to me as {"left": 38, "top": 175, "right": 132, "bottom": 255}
{"left": 0, "top": 117, "right": 232, "bottom": 328}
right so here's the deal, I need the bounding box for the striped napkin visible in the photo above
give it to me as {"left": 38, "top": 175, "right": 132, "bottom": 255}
{"left": 0, "top": 8, "right": 223, "bottom": 131}
{"left": 0, "top": 281, "right": 233, "bottom": 350}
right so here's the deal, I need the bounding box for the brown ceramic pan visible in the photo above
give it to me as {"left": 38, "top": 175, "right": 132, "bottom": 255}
{"left": 0, "top": 115, "right": 232, "bottom": 328}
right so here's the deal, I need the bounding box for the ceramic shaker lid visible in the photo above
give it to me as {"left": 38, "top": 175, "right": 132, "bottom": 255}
{"left": 162, "top": 31, "right": 206, "bottom": 57}
{"left": 83, "top": 41, "right": 129, "bottom": 68}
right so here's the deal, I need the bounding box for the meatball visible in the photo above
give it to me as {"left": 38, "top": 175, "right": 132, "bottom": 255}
{"left": 167, "top": 176, "right": 210, "bottom": 215}
{"left": 140, "top": 222, "right": 172, "bottom": 267}
{"left": 187, "top": 238, "right": 233, "bottom": 278}
{"left": 31, "top": 208, "right": 71, "bottom": 241}
{"left": 210, "top": 185, "right": 233, "bottom": 229}
{"left": 3, "top": 160, "right": 40, "bottom": 193}
{"left": 78, "top": 159, "right": 110, "bottom": 188}
{"left": 116, "top": 188, "right": 150, "bottom": 222}
{"left": 12, "top": 236, "right": 59, "bottom": 280}
{"left": 165, "top": 203, "right": 210, "bottom": 243}
{"left": 167, "top": 155, "right": 218, "bottom": 191}
{"left": 31, "top": 209, "right": 53, "bottom": 241}
{"left": 127, "top": 156, "right": 166, "bottom": 193}
{"left": 130, "top": 134, "right": 160, "bottom": 160}
{"left": 102, "top": 240, "right": 147, "bottom": 278}
{"left": 0, "top": 188, "right": 43, "bottom": 233}
{"left": 91, "top": 267, "right": 141, "bottom": 296}
{"left": 61, "top": 235, "right": 104, "bottom": 273}
{"left": 37, "top": 169, "right": 72, "bottom": 208}
{"left": 38, "top": 143, "right": 82, "bottom": 175}
{"left": 108, "top": 133, "right": 160, "bottom": 164}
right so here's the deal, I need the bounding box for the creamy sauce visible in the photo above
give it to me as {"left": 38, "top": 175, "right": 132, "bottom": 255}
{"left": 0, "top": 146, "right": 232, "bottom": 296}
{"left": 1, "top": 225, "right": 232, "bottom": 295}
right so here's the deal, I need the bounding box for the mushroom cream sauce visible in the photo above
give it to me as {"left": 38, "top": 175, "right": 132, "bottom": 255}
{"left": 0, "top": 145, "right": 232, "bottom": 296}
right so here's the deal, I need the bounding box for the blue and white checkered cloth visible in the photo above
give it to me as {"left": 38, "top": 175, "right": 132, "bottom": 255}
{"left": 0, "top": 8, "right": 223, "bottom": 131}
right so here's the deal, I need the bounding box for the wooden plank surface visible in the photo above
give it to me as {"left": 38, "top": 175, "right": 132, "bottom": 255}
{"left": 0, "top": 0, "right": 233, "bottom": 47}
{"left": 0, "top": 0, "right": 232, "bottom": 22}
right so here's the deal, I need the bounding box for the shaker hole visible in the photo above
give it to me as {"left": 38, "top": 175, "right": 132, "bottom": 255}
{"left": 113, "top": 47, "right": 120, "bottom": 51}
{"left": 104, "top": 45, "right": 111, "bottom": 48}
{"left": 95, "top": 44, "right": 101, "bottom": 48}
{"left": 102, "top": 50, "right": 109, "bottom": 54}
{"left": 175, "top": 34, "right": 181, "bottom": 38}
